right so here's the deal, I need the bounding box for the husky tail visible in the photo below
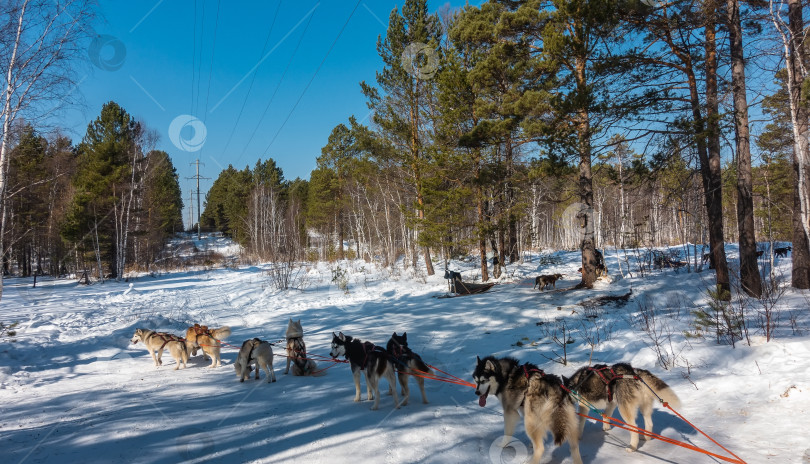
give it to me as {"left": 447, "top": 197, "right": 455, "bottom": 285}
{"left": 635, "top": 368, "right": 681, "bottom": 409}
{"left": 212, "top": 326, "right": 231, "bottom": 340}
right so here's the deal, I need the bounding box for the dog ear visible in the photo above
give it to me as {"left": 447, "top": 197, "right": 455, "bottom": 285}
{"left": 476, "top": 355, "right": 481, "bottom": 364}
{"left": 484, "top": 359, "right": 497, "bottom": 371}
{"left": 402, "top": 332, "right": 407, "bottom": 340}
{"left": 338, "top": 332, "right": 346, "bottom": 341}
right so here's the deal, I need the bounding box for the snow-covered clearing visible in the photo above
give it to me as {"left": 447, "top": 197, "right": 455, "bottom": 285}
{"left": 2, "top": 242, "right": 809, "bottom": 463}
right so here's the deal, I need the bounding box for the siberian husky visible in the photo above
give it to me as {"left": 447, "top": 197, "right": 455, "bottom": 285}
{"left": 473, "top": 356, "right": 582, "bottom": 464}
{"left": 534, "top": 273, "right": 563, "bottom": 291}
{"left": 330, "top": 332, "right": 399, "bottom": 410}
{"left": 184, "top": 324, "right": 231, "bottom": 367}
{"left": 386, "top": 332, "right": 430, "bottom": 405}
{"left": 565, "top": 362, "right": 681, "bottom": 451}
{"left": 234, "top": 338, "right": 276, "bottom": 383}
{"left": 285, "top": 318, "right": 318, "bottom": 376}
{"left": 130, "top": 328, "right": 188, "bottom": 370}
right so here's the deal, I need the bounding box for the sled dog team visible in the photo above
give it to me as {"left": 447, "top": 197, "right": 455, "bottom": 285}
{"left": 131, "top": 321, "right": 680, "bottom": 464}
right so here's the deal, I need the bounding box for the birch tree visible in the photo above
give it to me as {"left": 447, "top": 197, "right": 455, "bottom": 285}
{"left": 0, "top": 0, "right": 94, "bottom": 300}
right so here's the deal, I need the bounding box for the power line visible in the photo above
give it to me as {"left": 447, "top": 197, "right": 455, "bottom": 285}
{"left": 190, "top": 0, "right": 197, "bottom": 116}
{"left": 198, "top": 0, "right": 222, "bottom": 161}
{"left": 262, "top": 0, "right": 362, "bottom": 155}
{"left": 236, "top": 4, "right": 317, "bottom": 163}
{"left": 194, "top": 0, "right": 207, "bottom": 117}
{"left": 219, "top": 0, "right": 283, "bottom": 157}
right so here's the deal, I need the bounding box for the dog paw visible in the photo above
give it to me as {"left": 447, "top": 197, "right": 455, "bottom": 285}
{"left": 625, "top": 446, "right": 637, "bottom": 453}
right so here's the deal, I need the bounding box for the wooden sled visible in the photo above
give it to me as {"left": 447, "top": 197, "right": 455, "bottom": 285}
{"left": 441, "top": 270, "right": 496, "bottom": 297}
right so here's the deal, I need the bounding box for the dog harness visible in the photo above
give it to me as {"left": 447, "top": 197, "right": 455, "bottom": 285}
{"left": 387, "top": 338, "right": 424, "bottom": 372}
{"left": 149, "top": 332, "right": 186, "bottom": 352}
{"left": 192, "top": 324, "right": 212, "bottom": 337}
{"left": 584, "top": 365, "right": 639, "bottom": 402}
{"left": 289, "top": 337, "right": 312, "bottom": 373}
{"left": 522, "top": 363, "right": 545, "bottom": 379}
{"left": 359, "top": 341, "right": 386, "bottom": 370}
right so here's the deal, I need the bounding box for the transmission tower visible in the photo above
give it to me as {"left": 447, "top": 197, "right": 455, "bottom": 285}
{"left": 186, "top": 159, "right": 210, "bottom": 240}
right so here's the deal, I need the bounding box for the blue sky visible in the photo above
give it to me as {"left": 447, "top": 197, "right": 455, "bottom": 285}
{"left": 63, "top": 1, "right": 463, "bottom": 228}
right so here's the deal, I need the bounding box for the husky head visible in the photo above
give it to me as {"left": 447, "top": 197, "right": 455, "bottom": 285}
{"left": 330, "top": 332, "right": 349, "bottom": 358}
{"left": 130, "top": 329, "right": 145, "bottom": 345}
{"left": 387, "top": 332, "right": 409, "bottom": 356}
{"left": 473, "top": 356, "right": 501, "bottom": 407}
{"left": 286, "top": 318, "right": 304, "bottom": 339}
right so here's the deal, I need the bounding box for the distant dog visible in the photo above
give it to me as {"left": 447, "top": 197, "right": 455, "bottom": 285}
{"left": 565, "top": 363, "right": 681, "bottom": 452}
{"left": 285, "top": 318, "right": 318, "bottom": 376}
{"left": 473, "top": 356, "right": 582, "bottom": 464}
{"left": 130, "top": 328, "right": 188, "bottom": 370}
{"left": 775, "top": 246, "right": 792, "bottom": 258}
{"left": 386, "top": 332, "right": 430, "bottom": 405}
{"left": 234, "top": 338, "right": 276, "bottom": 383}
{"left": 330, "top": 332, "right": 399, "bottom": 410}
{"left": 184, "top": 324, "right": 231, "bottom": 367}
{"left": 534, "top": 273, "right": 563, "bottom": 291}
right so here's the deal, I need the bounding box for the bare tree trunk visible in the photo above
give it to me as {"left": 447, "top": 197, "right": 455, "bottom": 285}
{"left": 786, "top": 0, "right": 810, "bottom": 288}
{"left": 574, "top": 54, "right": 597, "bottom": 289}
{"left": 769, "top": 0, "right": 810, "bottom": 288}
{"left": 705, "top": 6, "right": 731, "bottom": 298}
{"left": 0, "top": 0, "right": 27, "bottom": 301}
{"left": 728, "top": 0, "right": 761, "bottom": 297}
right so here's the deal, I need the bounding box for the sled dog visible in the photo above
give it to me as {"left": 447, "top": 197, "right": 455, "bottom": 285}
{"left": 473, "top": 356, "right": 582, "bottom": 464}
{"left": 234, "top": 338, "right": 276, "bottom": 383}
{"left": 184, "top": 324, "right": 231, "bottom": 367}
{"left": 130, "top": 328, "right": 188, "bottom": 370}
{"left": 534, "top": 273, "right": 563, "bottom": 291}
{"left": 330, "top": 332, "right": 399, "bottom": 410}
{"left": 285, "top": 318, "right": 319, "bottom": 376}
{"left": 565, "top": 362, "right": 681, "bottom": 452}
{"left": 774, "top": 246, "right": 792, "bottom": 258}
{"left": 386, "top": 332, "right": 430, "bottom": 405}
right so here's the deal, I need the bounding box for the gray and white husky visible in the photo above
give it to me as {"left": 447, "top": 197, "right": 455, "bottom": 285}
{"left": 386, "top": 332, "right": 430, "bottom": 405}
{"left": 473, "top": 356, "right": 582, "bottom": 464}
{"left": 234, "top": 338, "right": 276, "bottom": 383}
{"left": 565, "top": 362, "right": 681, "bottom": 452}
{"left": 285, "top": 318, "right": 318, "bottom": 376}
{"left": 130, "top": 328, "right": 188, "bottom": 370}
{"left": 330, "top": 332, "right": 399, "bottom": 410}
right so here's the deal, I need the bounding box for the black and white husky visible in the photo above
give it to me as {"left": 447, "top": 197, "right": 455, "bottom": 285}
{"left": 330, "top": 332, "right": 400, "bottom": 410}
{"left": 386, "top": 332, "right": 430, "bottom": 405}
{"left": 565, "top": 362, "right": 680, "bottom": 452}
{"left": 473, "top": 356, "right": 582, "bottom": 464}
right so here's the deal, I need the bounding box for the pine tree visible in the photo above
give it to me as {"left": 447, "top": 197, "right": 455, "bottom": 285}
{"left": 361, "top": 0, "right": 442, "bottom": 275}
{"left": 63, "top": 101, "right": 142, "bottom": 279}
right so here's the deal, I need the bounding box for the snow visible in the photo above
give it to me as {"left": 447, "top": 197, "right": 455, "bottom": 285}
{"left": 2, "top": 241, "right": 809, "bottom": 464}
